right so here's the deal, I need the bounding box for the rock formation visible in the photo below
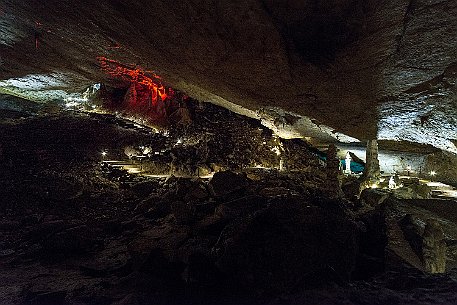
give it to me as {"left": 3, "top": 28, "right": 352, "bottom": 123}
{"left": 422, "top": 219, "right": 447, "bottom": 274}
{"left": 364, "top": 140, "right": 381, "bottom": 181}
{"left": 326, "top": 144, "right": 342, "bottom": 198}
{"left": 0, "top": 0, "right": 456, "bottom": 151}
{"left": 1, "top": 2, "right": 457, "bottom": 304}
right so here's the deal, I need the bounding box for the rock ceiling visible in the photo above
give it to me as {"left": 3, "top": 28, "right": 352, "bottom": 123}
{"left": 0, "top": 0, "right": 456, "bottom": 152}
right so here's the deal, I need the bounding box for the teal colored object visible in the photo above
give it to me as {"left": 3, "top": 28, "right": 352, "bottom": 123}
{"left": 341, "top": 160, "right": 364, "bottom": 173}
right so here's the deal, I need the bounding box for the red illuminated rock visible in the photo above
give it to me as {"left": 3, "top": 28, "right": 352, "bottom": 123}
{"left": 0, "top": 0, "right": 456, "bottom": 150}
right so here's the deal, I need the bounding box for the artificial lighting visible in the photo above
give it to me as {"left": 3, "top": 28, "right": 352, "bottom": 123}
{"left": 101, "top": 151, "right": 107, "bottom": 157}
{"left": 371, "top": 183, "right": 378, "bottom": 189}
{"left": 141, "top": 146, "right": 151, "bottom": 155}
{"left": 426, "top": 181, "right": 448, "bottom": 187}
{"left": 64, "top": 101, "right": 80, "bottom": 108}
{"left": 271, "top": 146, "right": 281, "bottom": 156}
{"left": 251, "top": 165, "right": 269, "bottom": 169}
{"left": 430, "top": 171, "right": 436, "bottom": 176}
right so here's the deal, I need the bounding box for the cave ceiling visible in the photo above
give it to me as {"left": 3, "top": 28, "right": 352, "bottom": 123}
{"left": 0, "top": 0, "right": 456, "bottom": 152}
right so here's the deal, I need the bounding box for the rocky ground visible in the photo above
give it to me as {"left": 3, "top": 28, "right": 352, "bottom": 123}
{"left": 1, "top": 104, "right": 457, "bottom": 305}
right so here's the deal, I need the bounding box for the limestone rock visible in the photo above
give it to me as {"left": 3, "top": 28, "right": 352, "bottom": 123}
{"left": 171, "top": 200, "right": 196, "bottom": 225}
{"left": 258, "top": 187, "right": 292, "bottom": 197}
{"left": 214, "top": 199, "right": 357, "bottom": 293}
{"left": 1, "top": 1, "right": 457, "bottom": 149}
{"left": 360, "top": 189, "right": 390, "bottom": 207}
{"left": 325, "top": 144, "right": 343, "bottom": 198}
{"left": 363, "top": 140, "right": 380, "bottom": 181}
{"left": 422, "top": 219, "right": 446, "bottom": 274}
{"left": 392, "top": 183, "right": 431, "bottom": 200}
{"left": 208, "top": 170, "right": 247, "bottom": 198}
{"left": 399, "top": 214, "right": 424, "bottom": 258}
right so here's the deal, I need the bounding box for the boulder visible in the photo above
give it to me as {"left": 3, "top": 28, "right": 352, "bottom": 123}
{"left": 259, "top": 187, "right": 292, "bottom": 197}
{"left": 422, "top": 219, "right": 446, "bottom": 274}
{"left": 208, "top": 170, "right": 247, "bottom": 198}
{"left": 130, "top": 181, "right": 158, "bottom": 197}
{"left": 360, "top": 189, "right": 390, "bottom": 207}
{"left": 392, "top": 184, "right": 431, "bottom": 200}
{"left": 399, "top": 214, "right": 424, "bottom": 258}
{"left": 41, "top": 225, "right": 99, "bottom": 258}
{"left": 213, "top": 199, "right": 357, "bottom": 294}
{"left": 171, "top": 201, "right": 196, "bottom": 225}
{"left": 135, "top": 195, "right": 171, "bottom": 219}
{"left": 183, "top": 180, "right": 209, "bottom": 203}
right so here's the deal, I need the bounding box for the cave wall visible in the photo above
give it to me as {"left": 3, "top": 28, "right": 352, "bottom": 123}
{"left": 0, "top": 0, "right": 456, "bottom": 151}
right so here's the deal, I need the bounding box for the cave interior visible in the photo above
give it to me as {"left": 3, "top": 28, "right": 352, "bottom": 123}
{"left": 1, "top": 1, "right": 457, "bottom": 305}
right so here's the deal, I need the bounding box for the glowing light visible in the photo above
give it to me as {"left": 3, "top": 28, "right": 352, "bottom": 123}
{"left": 250, "top": 165, "right": 270, "bottom": 169}
{"left": 96, "top": 57, "right": 173, "bottom": 107}
{"left": 101, "top": 151, "right": 107, "bottom": 157}
{"left": 271, "top": 146, "right": 281, "bottom": 156}
{"left": 430, "top": 171, "right": 436, "bottom": 176}
{"left": 142, "top": 174, "right": 170, "bottom": 178}
{"left": 64, "top": 101, "right": 80, "bottom": 108}
{"left": 437, "top": 190, "right": 457, "bottom": 198}
{"left": 426, "top": 181, "right": 449, "bottom": 188}
{"left": 371, "top": 183, "right": 378, "bottom": 189}
{"left": 199, "top": 173, "right": 215, "bottom": 179}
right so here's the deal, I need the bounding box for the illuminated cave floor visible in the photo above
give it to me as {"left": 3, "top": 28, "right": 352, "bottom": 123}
{"left": 1, "top": 110, "right": 457, "bottom": 305}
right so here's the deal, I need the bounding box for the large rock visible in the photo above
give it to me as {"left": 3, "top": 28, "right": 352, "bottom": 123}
{"left": 399, "top": 214, "right": 424, "bottom": 258}
{"left": 41, "top": 225, "right": 99, "bottom": 258}
{"left": 422, "top": 219, "right": 446, "bottom": 274}
{"left": 392, "top": 184, "right": 431, "bottom": 200}
{"left": 424, "top": 151, "right": 457, "bottom": 186}
{"left": 360, "top": 188, "right": 390, "bottom": 207}
{"left": 208, "top": 170, "right": 247, "bottom": 198}
{"left": 213, "top": 199, "right": 357, "bottom": 293}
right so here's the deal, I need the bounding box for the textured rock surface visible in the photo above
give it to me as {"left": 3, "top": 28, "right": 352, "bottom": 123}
{"left": 424, "top": 151, "right": 457, "bottom": 186}
{"left": 2, "top": 91, "right": 457, "bottom": 305}
{"left": 363, "top": 140, "right": 381, "bottom": 180}
{"left": 1, "top": 0, "right": 456, "bottom": 151}
{"left": 422, "top": 219, "right": 447, "bottom": 274}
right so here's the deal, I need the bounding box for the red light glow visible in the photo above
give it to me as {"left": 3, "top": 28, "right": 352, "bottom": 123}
{"left": 97, "top": 56, "right": 172, "bottom": 106}
{"left": 96, "top": 57, "right": 184, "bottom": 125}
